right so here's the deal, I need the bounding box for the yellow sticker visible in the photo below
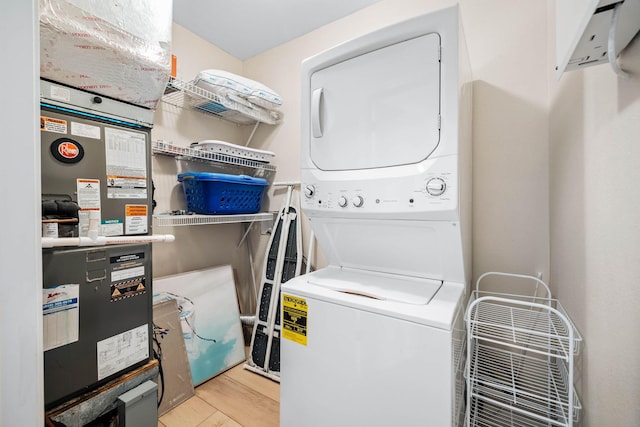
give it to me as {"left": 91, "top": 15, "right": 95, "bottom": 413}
{"left": 282, "top": 294, "right": 308, "bottom": 346}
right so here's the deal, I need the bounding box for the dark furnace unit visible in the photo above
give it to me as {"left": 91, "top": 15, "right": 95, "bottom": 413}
{"left": 40, "top": 79, "right": 155, "bottom": 408}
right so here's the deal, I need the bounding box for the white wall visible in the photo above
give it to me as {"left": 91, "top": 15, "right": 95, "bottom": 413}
{"left": 0, "top": 1, "right": 43, "bottom": 426}
{"left": 548, "top": 2, "right": 640, "bottom": 424}
{"left": 462, "top": 0, "right": 550, "bottom": 281}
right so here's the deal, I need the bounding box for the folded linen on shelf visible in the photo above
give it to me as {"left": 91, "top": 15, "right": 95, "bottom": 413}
{"left": 193, "top": 69, "right": 282, "bottom": 109}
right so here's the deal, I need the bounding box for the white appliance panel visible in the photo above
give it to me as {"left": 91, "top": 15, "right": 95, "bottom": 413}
{"left": 281, "top": 275, "right": 465, "bottom": 427}
{"left": 310, "top": 218, "right": 467, "bottom": 283}
{"left": 301, "top": 154, "right": 459, "bottom": 220}
{"left": 310, "top": 33, "right": 441, "bottom": 171}
{"left": 291, "top": 268, "right": 465, "bottom": 327}
{"left": 305, "top": 266, "right": 442, "bottom": 304}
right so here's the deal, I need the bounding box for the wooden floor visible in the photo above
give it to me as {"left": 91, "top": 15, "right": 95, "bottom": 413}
{"left": 157, "top": 360, "right": 280, "bottom": 427}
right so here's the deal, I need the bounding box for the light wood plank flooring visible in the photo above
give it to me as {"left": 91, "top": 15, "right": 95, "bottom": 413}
{"left": 158, "top": 360, "right": 279, "bottom": 427}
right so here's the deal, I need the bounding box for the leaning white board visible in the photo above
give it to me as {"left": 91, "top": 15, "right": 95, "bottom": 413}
{"left": 153, "top": 265, "right": 245, "bottom": 385}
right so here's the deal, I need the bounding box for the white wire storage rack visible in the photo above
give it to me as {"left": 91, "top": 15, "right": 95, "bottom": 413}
{"left": 161, "top": 77, "right": 282, "bottom": 125}
{"left": 151, "top": 140, "right": 276, "bottom": 227}
{"left": 152, "top": 140, "right": 276, "bottom": 175}
{"left": 465, "top": 272, "right": 583, "bottom": 427}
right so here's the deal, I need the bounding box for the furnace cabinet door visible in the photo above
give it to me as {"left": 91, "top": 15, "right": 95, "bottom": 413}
{"left": 309, "top": 32, "right": 441, "bottom": 171}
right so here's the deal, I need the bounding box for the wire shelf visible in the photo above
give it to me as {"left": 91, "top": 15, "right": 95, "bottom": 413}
{"left": 465, "top": 272, "right": 582, "bottom": 427}
{"left": 468, "top": 344, "right": 581, "bottom": 425}
{"left": 454, "top": 334, "right": 467, "bottom": 427}
{"left": 467, "top": 294, "right": 583, "bottom": 359}
{"left": 152, "top": 140, "right": 277, "bottom": 174}
{"left": 153, "top": 212, "right": 274, "bottom": 227}
{"left": 468, "top": 396, "right": 574, "bottom": 427}
{"left": 161, "top": 78, "right": 282, "bottom": 125}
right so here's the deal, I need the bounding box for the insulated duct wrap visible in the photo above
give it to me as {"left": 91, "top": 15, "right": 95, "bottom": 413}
{"left": 39, "top": 0, "right": 172, "bottom": 109}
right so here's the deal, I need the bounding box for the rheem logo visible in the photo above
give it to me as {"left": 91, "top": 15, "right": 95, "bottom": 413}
{"left": 58, "top": 141, "right": 80, "bottom": 159}
{"left": 51, "top": 138, "right": 85, "bottom": 164}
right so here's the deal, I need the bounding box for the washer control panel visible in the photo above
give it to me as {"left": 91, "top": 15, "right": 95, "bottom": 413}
{"left": 426, "top": 177, "right": 447, "bottom": 196}
{"left": 303, "top": 184, "right": 316, "bottom": 198}
{"left": 351, "top": 195, "right": 365, "bottom": 208}
{"left": 301, "top": 154, "right": 461, "bottom": 218}
{"left": 301, "top": 174, "right": 457, "bottom": 218}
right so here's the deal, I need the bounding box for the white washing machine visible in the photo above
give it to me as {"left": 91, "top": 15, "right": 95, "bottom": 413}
{"left": 281, "top": 5, "right": 472, "bottom": 426}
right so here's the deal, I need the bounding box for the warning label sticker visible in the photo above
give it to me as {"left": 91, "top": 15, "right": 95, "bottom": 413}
{"left": 41, "top": 116, "right": 67, "bottom": 134}
{"left": 282, "top": 294, "right": 308, "bottom": 346}
{"left": 125, "top": 204, "right": 148, "bottom": 234}
{"left": 111, "top": 277, "right": 146, "bottom": 302}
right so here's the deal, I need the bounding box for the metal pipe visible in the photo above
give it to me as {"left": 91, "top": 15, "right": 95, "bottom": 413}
{"left": 245, "top": 122, "right": 260, "bottom": 146}
{"left": 41, "top": 234, "right": 175, "bottom": 248}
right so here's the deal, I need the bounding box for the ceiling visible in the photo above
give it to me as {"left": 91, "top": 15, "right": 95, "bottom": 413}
{"left": 172, "top": 0, "right": 384, "bottom": 60}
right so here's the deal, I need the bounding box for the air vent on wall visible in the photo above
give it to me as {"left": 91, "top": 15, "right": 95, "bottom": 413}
{"left": 556, "top": 0, "right": 640, "bottom": 78}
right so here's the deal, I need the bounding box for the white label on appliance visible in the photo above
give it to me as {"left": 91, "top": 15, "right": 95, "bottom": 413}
{"left": 77, "top": 211, "right": 89, "bottom": 237}
{"left": 96, "top": 324, "right": 148, "bottom": 380}
{"left": 42, "top": 222, "right": 58, "bottom": 238}
{"left": 50, "top": 85, "right": 71, "bottom": 102}
{"left": 111, "top": 266, "right": 145, "bottom": 282}
{"left": 71, "top": 121, "right": 101, "bottom": 139}
{"left": 107, "top": 186, "right": 147, "bottom": 199}
{"left": 104, "top": 127, "right": 147, "bottom": 200}
{"left": 77, "top": 179, "right": 101, "bottom": 209}
{"left": 77, "top": 179, "right": 101, "bottom": 237}
{"left": 43, "top": 284, "right": 80, "bottom": 351}
{"left": 101, "top": 219, "right": 124, "bottom": 237}
{"left": 125, "top": 204, "right": 148, "bottom": 234}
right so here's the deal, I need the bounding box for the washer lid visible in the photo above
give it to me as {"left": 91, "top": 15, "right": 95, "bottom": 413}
{"left": 306, "top": 266, "right": 442, "bottom": 305}
{"left": 284, "top": 266, "right": 465, "bottom": 328}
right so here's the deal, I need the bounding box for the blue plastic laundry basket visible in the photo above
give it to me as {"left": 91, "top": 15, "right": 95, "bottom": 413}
{"left": 177, "top": 172, "right": 268, "bottom": 214}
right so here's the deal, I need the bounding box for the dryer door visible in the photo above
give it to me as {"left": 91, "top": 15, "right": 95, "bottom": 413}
{"left": 309, "top": 32, "right": 441, "bottom": 171}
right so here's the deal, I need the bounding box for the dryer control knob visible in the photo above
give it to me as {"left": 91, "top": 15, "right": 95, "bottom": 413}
{"left": 426, "top": 178, "right": 446, "bottom": 196}
{"left": 303, "top": 185, "right": 315, "bottom": 198}
{"left": 351, "top": 195, "right": 364, "bottom": 208}
{"left": 338, "top": 196, "right": 348, "bottom": 207}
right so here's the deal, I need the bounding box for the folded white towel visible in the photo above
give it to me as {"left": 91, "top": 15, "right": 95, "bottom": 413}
{"left": 194, "top": 69, "right": 282, "bottom": 109}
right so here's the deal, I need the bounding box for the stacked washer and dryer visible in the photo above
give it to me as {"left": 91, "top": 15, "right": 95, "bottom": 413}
{"left": 281, "top": 5, "right": 472, "bottom": 426}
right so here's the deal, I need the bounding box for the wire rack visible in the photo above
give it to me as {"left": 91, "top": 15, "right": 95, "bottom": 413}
{"left": 153, "top": 212, "right": 274, "bottom": 227}
{"left": 454, "top": 329, "right": 468, "bottom": 427}
{"left": 465, "top": 272, "right": 582, "bottom": 427}
{"left": 161, "top": 78, "right": 282, "bottom": 125}
{"left": 152, "top": 140, "right": 276, "bottom": 174}
{"left": 152, "top": 140, "right": 277, "bottom": 227}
